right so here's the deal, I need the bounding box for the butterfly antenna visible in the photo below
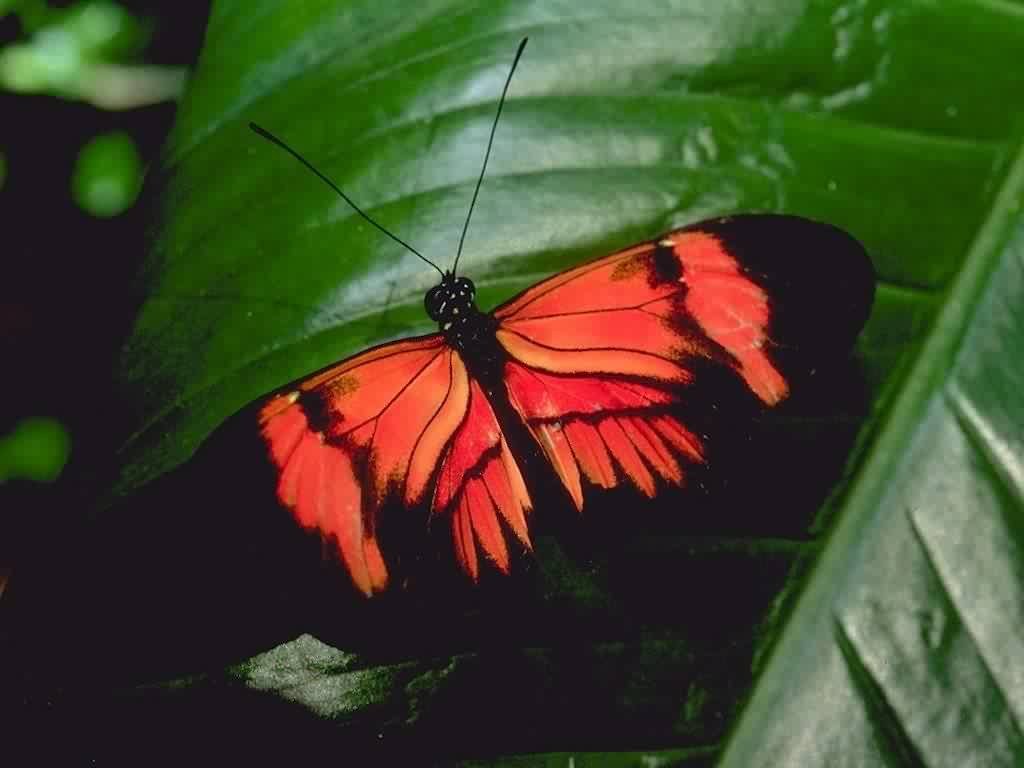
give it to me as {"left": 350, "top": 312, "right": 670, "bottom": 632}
{"left": 249, "top": 122, "right": 444, "bottom": 277}
{"left": 451, "top": 36, "right": 529, "bottom": 275}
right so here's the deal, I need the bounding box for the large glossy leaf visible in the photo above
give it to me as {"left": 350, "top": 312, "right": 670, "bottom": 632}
{"left": 115, "top": 0, "right": 1017, "bottom": 496}
{"left": 721, "top": 141, "right": 1024, "bottom": 766}
{"left": 70, "top": 0, "right": 1024, "bottom": 764}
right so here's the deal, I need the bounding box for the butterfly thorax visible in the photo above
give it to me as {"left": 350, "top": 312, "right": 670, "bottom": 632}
{"left": 425, "top": 273, "right": 497, "bottom": 355}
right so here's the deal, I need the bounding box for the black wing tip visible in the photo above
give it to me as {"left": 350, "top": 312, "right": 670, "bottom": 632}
{"left": 686, "top": 213, "right": 876, "bottom": 356}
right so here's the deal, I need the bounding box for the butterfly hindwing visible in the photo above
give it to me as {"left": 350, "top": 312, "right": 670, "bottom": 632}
{"left": 433, "top": 378, "right": 532, "bottom": 579}
{"left": 501, "top": 362, "right": 704, "bottom": 509}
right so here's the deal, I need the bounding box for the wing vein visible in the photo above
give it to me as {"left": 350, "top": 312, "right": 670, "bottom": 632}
{"left": 406, "top": 350, "right": 458, "bottom": 484}
{"left": 499, "top": 326, "right": 684, "bottom": 362}
{"left": 504, "top": 290, "right": 679, "bottom": 322}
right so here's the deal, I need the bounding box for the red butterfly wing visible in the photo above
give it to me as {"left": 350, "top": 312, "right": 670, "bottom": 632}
{"left": 494, "top": 214, "right": 873, "bottom": 507}
{"left": 258, "top": 335, "right": 532, "bottom": 595}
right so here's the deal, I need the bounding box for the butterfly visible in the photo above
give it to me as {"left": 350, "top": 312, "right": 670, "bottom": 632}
{"left": 251, "top": 39, "right": 875, "bottom": 597}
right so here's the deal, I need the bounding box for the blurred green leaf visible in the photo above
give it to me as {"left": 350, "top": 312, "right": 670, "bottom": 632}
{"left": 103, "top": 0, "right": 1024, "bottom": 763}
{"left": 0, "top": 0, "right": 150, "bottom": 99}
{"left": 0, "top": 39, "right": 74, "bottom": 92}
{"left": 0, "top": 417, "right": 71, "bottom": 483}
{"left": 5, "top": 1, "right": 53, "bottom": 33}
{"left": 64, "top": 0, "right": 146, "bottom": 60}
{"left": 72, "top": 130, "right": 142, "bottom": 217}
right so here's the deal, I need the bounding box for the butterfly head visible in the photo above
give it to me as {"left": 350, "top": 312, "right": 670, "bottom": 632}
{"left": 425, "top": 273, "right": 478, "bottom": 331}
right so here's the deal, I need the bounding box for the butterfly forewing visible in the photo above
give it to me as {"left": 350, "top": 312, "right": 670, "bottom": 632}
{"left": 259, "top": 335, "right": 457, "bottom": 595}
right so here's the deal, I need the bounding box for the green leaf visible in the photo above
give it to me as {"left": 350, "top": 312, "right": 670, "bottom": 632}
{"left": 99, "top": 0, "right": 1024, "bottom": 763}
{"left": 721, "top": 131, "right": 1024, "bottom": 767}
{"left": 72, "top": 131, "right": 143, "bottom": 217}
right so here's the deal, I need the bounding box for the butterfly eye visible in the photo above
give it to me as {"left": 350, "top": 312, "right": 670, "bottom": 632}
{"left": 424, "top": 285, "right": 444, "bottom": 320}
{"left": 455, "top": 277, "right": 476, "bottom": 300}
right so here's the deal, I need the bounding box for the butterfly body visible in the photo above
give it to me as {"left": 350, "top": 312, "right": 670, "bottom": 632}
{"left": 424, "top": 273, "right": 504, "bottom": 384}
